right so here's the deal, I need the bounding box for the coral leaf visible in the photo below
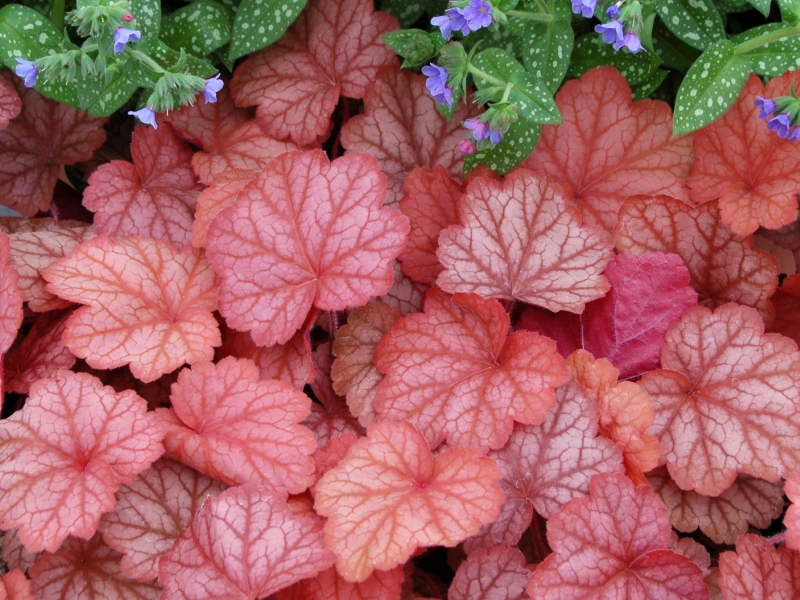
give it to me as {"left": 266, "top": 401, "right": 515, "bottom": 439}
{"left": 2, "top": 530, "right": 40, "bottom": 574}
{"left": 786, "top": 473, "right": 800, "bottom": 552}
{"left": 769, "top": 274, "right": 800, "bottom": 346}
{"left": 0, "top": 232, "right": 22, "bottom": 356}
{"left": 0, "top": 76, "right": 21, "bottom": 130}
{"left": 206, "top": 150, "right": 408, "bottom": 347}
{"left": 0, "top": 568, "right": 32, "bottom": 600}
{"left": 0, "top": 371, "right": 163, "bottom": 552}
{"left": 314, "top": 420, "right": 504, "bottom": 582}
{"left": 719, "top": 534, "right": 800, "bottom": 599}
{"left": 449, "top": 546, "right": 530, "bottom": 600}
{"left": 276, "top": 566, "right": 404, "bottom": 600}
{"left": 380, "top": 261, "right": 426, "bottom": 314}
{"left": 42, "top": 236, "right": 220, "bottom": 382}
{"left": 191, "top": 171, "right": 253, "bottom": 248}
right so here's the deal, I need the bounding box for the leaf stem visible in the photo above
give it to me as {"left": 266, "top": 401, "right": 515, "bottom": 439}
{"left": 506, "top": 9, "right": 554, "bottom": 22}
{"left": 733, "top": 24, "right": 800, "bottom": 54}
{"left": 467, "top": 63, "right": 506, "bottom": 87}
{"left": 50, "top": 0, "right": 65, "bottom": 32}
{"left": 129, "top": 50, "right": 165, "bottom": 74}
{"left": 767, "top": 532, "right": 786, "bottom": 546}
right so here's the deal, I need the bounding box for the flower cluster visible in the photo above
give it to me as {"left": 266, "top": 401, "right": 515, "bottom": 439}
{"left": 422, "top": 63, "right": 453, "bottom": 108}
{"left": 112, "top": 26, "right": 141, "bottom": 53}
{"left": 14, "top": 58, "right": 39, "bottom": 88}
{"left": 572, "top": 0, "right": 597, "bottom": 19}
{"left": 432, "top": 0, "right": 493, "bottom": 40}
{"left": 595, "top": 1, "right": 644, "bottom": 53}
{"left": 756, "top": 95, "right": 800, "bottom": 141}
{"left": 129, "top": 75, "right": 224, "bottom": 129}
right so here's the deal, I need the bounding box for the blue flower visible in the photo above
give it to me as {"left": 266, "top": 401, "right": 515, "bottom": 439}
{"left": 14, "top": 58, "right": 38, "bottom": 88}
{"left": 113, "top": 27, "right": 141, "bottom": 53}
{"left": 465, "top": 116, "right": 502, "bottom": 145}
{"left": 128, "top": 106, "right": 158, "bottom": 129}
{"left": 755, "top": 97, "right": 777, "bottom": 120}
{"left": 421, "top": 63, "right": 453, "bottom": 108}
{"left": 594, "top": 20, "right": 625, "bottom": 47}
{"left": 431, "top": 8, "right": 470, "bottom": 39}
{"left": 572, "top": 0, "right": 597, "bottom": 18}
{"left": 606, "top": 4, "right": 621, "bottom": 18}
{"left": 619, "top": 32, "right": 643, "bottom": 53}
{"left": 458, "top": 0, "right": 493, "bottom": 32}
{"left": 202, "top": 74, "right": 224, "bottom": 104}
{"left": 768, "top": 112, "right": 792, "bottom": 138}
{"left": 789, "top": 126, "right": 800, "bottom": 142}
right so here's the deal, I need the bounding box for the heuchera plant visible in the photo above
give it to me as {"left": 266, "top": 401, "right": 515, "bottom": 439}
{"left": 2, "top": 0, "right": 800, "bottom": 596}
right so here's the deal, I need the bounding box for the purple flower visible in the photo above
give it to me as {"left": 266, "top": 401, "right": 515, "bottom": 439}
{"left": 595, "top": 20, "right": 625, "bottom": 47}
{"left": 618, "top": 32, "right": 643, "bottom": 53}
{"left": 14, "top": 58, "right": 38, "bottom": 88}
{"left": 465, "top": 117, "right": 489, "bottom": 140}
{"left": 431, "top": 8, "right": 470, "bottom": 39}
{"left": 202, "top": 74, "right": 224, "bottom": 104}
{"left": 572, "top": 0, "right": 597, "bottom": 18}
{"left": 768, "top": 112, "right": 792, "bottom": 138}
{"left": 458, "top": 0, "right": 493, "bottom": 32}
{"left": 789, "top": 126, "right": 800, "bottom": 141}
{"left": 488, "top": 128, "right": 502, "bottom": 144}
{"left": 458, "top": 139, "right": 476, "bottom": 154}
{"left": 128, "top": 106, "right": 158, "bottom": 129}
{"left": 113, "top": 27, "right": 141, "bottom": 53}
{"left": 606, "top": 4, "right": 621, "bottom": 18}
{"left": 755, "top": 96, "right": 777, "bottom": 120}
{"left": 421, "top": 63, "right": 453, "bottom": 108}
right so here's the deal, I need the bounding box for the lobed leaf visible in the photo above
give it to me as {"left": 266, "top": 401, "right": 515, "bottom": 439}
{"left": 191, "top": 171, "right": 254, "bottom": 248}
{"left": 719, "top": 534, "right": 800, "bottom": 599}
{"left": 0, "top": 568, "right": 32, "bottom": 600}
{"left": 0, "top": 75, "right": 20, "bottom": 129}
{"left": 449, "top": 546, "right": 531, "bottom": 600}
{"left": 276, "top": 566, "right": 404, "bottom": 600}
{"left": 0, "top": 231, "right": 21, "bottom": 358}
{"left": 786, "top": 473, "right": 800, "bottom": 551}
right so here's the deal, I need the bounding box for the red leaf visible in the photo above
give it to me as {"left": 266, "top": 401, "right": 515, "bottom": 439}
{"left": 2, "top": 529, "right": 40, "bottom": 574}
{"left": 719, "top": 534, "right": 800, "bottom": 599}
{"left": 4, "top": 308, "right": 76, "bottom": 394}
{"left": 340, "top": 66, "right": 479, "bottom": 206}
{"left": 640, "top": 303, "right": 800, "bottom": 496}
{"left": 191, "top": 171, "right": 252, "bottom": 247}
{"left": 615, "top": 195, "right": 779, "bottom": 321}
{"left": 526, "top": 473, "right": 707, "bottom": 599}
{"left": 436, "top": 170, "right": 614, "bottom": 312}
{"left": 769, "top": 274, "right": 800, "bottom": 346}
{"left": 29, "top": 533, "right": 161, "bottom": 599}
{"left": 314, "top": 420, "right": 504, "bottom": 582}
{"left": 206, "top": 150, "right": 408, "bottom": 347}
{"left": 648, "top": 467, "right": 784, "bottom": 545}
{"left": 82, "top": 126, "right": 202, "bottom": 248}
{"left": 331, "top": 301, "right": 403, "bottom": 427}
{"left": 0, "top": 75, "right": 21, "bottom": 130}
{"left": 688, "top": 72, "right": 800, "bottom": 236}
{"left": 276, "top": 566, "right": 404, "bottom": 600}
{"left": 98, "top": 457, "right": 227, "bottom": 581}
{"left": 522, "top": 66, "right": 693, "bottom": 232}
{"left": 42, "top": 236, "right": 220, "bottom": 382}
{"left": 465, "top": 376, "right": 622, "bottom": 553}
{"left": 449, "top": 546, "right": 531, "bottom": 600}
{"left": 0, "top": 569, "right": 32, "bottom": 600}
{"left": 159, "top": 483, "right": 335, "bottom": 599}
{"left": 0, "top": 232, "right": 22, "bottom": 357}
{"left": 156, "top": 356, "right": 316, "bottom": 492}
{"left": 786, "top": 473, "right": 800, "bottom": 552}
{"left": 231, "top": 0, "right": 398, "bottom": 144}
{"left": 0, "top": 73, "right": 106, "bottom": 216}
{"left": 375, "top": 288, "right": 568, "bottom": 450}
{"left": 0, "top": 371, "right": 163, "bottom": 552}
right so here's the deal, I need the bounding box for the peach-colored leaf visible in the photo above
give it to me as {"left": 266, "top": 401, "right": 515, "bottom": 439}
{"left": 4, "top": 308, "right": 75, "bottom": 394}
{"left": 0, "top": 73, "right": 106, "bottom": 216}
{"left": 0, "top": 217, "right": 87, "bottom": 234}
{"left": 206, "top": 150, "right": 408, "bottom": 347}
{"left": 615, "top": 195, "right": 779, "bottom": 320}
{"left": 522, "top": 66, "right": 693, "bottom": 232}
{"left": 466, "top": 377, "right": 622, "bottom": 553}
{"left": 670, "top": 535, "right": 711, "bottom": 578}
{"left": 526, "top": 473, "right": 707, "bottom": 599}
{"left": 0, "top": 75, "right": 21, "bottom": 130}
{"left": 331, "top": 301, "right": 403, "bottom": 427}
{"left": 640, "top": 303, "right": 800, "bottom": 496}
{"left": 8, "top": 225, "right": 96, "bottom": 312}
{"left": 29, "top": 533, "right": 161, "bottom": 600}
{"left": 719, "top": 534, "right": 800, "bottom": 599}
{"left": 314, "top": 420, "right": 504, "bottom": 582}
{"left": 341, "top": 66, "right": 479, "bottom": 206}
{"left": 0, "top": 232, "right": 22, "bottom": 357}
{"left": 276, "top": 566, "right": 404, "bottom": 600}
{"left": 769, "top": 274, "right": 800, "bottom": 346}
{"left": 192, "top": 170, "right": 253, "bottom": 248}
{"left": 449, "top": 546, "right": 530, "bottom": 600}
{"left": 380, "top": 261, "right": 426, "bottom": 314}
{"left": 648, "top": 467, "right": 784, "bottom": 545}
{"left": 41, "top": 236, "right": 220, "bottom": 382}
{"left": 159, "top": 483, "right": 335, "bottom": 599}
{"left": 231, "top": 0, "right": 398, "bottom": 145}
{"left": 688, "top": 72, "right": 800, "bottom": 236}
{"left": 375, "top": 288, "right": 568, "bottom": 450}
{"left": 786, "top": 473, "right": 800, "bottom": 552}
{"left": 436, "top": 170, "right": 614, "bottom": 313}
{"left": 82, "top": 126, "right": 202, "bottom": 248}
{"left": 0, "top": 371, "right": 163, "bottom": 552}
{"left": 0, "top": 568, "right": 32, "bottom": 600}
{"left": 98, "top": 457, "right": 227, "bottom": 582}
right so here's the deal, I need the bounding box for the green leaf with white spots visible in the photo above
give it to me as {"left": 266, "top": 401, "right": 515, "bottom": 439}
{"left": 714, "top": 0, "right": 752, "bottom": 12}
{"left": 522, "top": 19, "right": 573, "bottom": 93}
{"left": 652, "top": 18, "right": 700, "bottom": 72}
{"left": 76, "top": 64, "right": 138, "bottom": 116}
{"left": 130, "top": 0, "right": 161, "bottom": 39}
{"left": 463, "top": 23, "right": 523, "bottom": 58}
{"left": 463, "top": 118, "right": 541, "bottom": 175}
{"left": 631, "top": 68, "right": 669, "bottom": 100}
{"left": 378, "top": 0, "right": 425, "bottom": 27}
{"left": 228, "top": 0, "right": 308, "bottom": 61}
{"left": 570, "top": 33, "right": 662, "bottom": 87}
{"left": 162, "top": 0, "right": 233, "bottom": 58}
{"left": 733, "top": 23, "right": 800, "bottom": 76}
{"left": 508, "top": 71, "right": 561, "bottom": 123}
{"left": 655, "top": 0, "right": 725, "bottom": 50}
{"left": 777, "top": 0, "right": 800, "bottom": 24}
{"left": 471, "top": 47, "right": 525, "bottom": 90}
{"left": 747, "top": 0, "right": 772, "bottom": 16}
{"left": 382, "top": 29, "right": 445, "bottom": 67}
{"left": 124, "top": 38, "right": 216, "bottom": 88}
{"left": 673, "top": 39, "right": 751, "bottom": 135}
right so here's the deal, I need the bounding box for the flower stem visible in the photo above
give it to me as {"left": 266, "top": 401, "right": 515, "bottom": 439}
{"left": 129, "top": 50, "right": 165, "bottom": 74}
{"left": 500, "top": 81, "right": 513, "bottom": 103}
{"left": 734, "top": 24, "right": 800, "bottom": 54}
{"left": 506, "top": 9, "right": 554, "bottom": 22}
{"left": 467, "top": 63, "right": 506, "bottom": 87}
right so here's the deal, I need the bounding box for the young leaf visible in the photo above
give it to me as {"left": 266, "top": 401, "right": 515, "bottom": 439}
{"left": 83, "top": 126, "right": 201, "bottom": 248}
{"left": 526, "top": 473, "right": 707, "bottom": 598}
{"left": 0, "top": 232, "right": 21, "bottom": 357}
{"left": 522, "top": 20, "right": 573, "bottom": 94}
{"left": 159, "top": 484, "right": 335, "bottom": 599}
{"left": 41, "top": 236, "right": 221, "bottom": 383}
{"left": 436, "top": 169, "right": 614, "bottom": 313}
{"left": 340, "top": 65, "right": 479, "bottom": 206}
{"left": 375, "top": 288, "right": 568, "bottom": 450}
{"left": 0, "top": 371, "right": 164, "bottom": 553}
{"left": 523, "top": 66, "right": 693, "bottom": 232}
{"left": 0, "top": 75, "right": 20, "bottom": 129}
{"left": 156, "top": 357, "right": 316, "bottom": 492}
{"left": 98, "top": 458, "right": 227, "bottom": 582}
{"left": 719, "top": 534, "right": 800, "bottom": 599}
{"left": 206, "top": 150, "right": 409, "bottom": 347}
{"left": 640, "top": 303, "right": 800, "bottom": 496}
{"left": 276, "top": 566, "right": 405, "bottom": 600}
{"left": 688, "top": 71, "right": 800, "bottom": 236}
{"left": 655, "top": 0, "right": 725, "bottom": 50}
{"left": 231, "top": 0, "right": 398, "bottom": 144}
{"left": 449, "top": 546, "right": 531, "bottom": 600}
{"left": 314, "top": 420, "right": 504, "bottom": 582}
{"left": 162, "top": 0, "right": 232, "bottom": 58}
{"left": 229, "top": 0, "right": 308, "bottom": 61}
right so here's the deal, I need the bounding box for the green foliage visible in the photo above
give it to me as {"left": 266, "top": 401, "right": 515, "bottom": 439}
{"left": 162, "top": 0, "right": 232, "bottom": 57}
{"left": 228, "top": 0, "right": 307, "bottom": 61}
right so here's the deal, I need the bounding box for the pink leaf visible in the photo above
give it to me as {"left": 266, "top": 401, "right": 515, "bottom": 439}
{"left": 276, "top": 566, "right": 404, "bottom": 600}
{"left": 206, "top": 150, "right": 409, "bottom": 347}
{"left": 449, "top": 546, "right": 530, "bottom": 600}
{"left": 719, "top": 534, "right": 800, "bottom": 599}
{"left": 786, "top": 473, "right": 800, "bottom": 552}
{"left": 0, "top": 371, "right": 163, "bottom": 552}
{"left": 231, "top": 0, "right": 398, "bottom": 144}
{"left": 191, "top": 170, "right": 253, "bottom": 248}
{"left": 0, "top": 232, "right": 22, "bottom": 357}
{"left": 159, "top": 483, "right": 335, "bottom": 599}
{"left": 314, "top": 420, "right": 504, "bottom": 582}
{"left": 526, "top": 473, "right": 707, "bottom": 599}
{"left": 436, "top": 170, "right": 614, "bottom": 313}
{"left": 42, "top": 236, "right": 220, "bottom": 382}
{"left": 640, "top": 303, "right": 800, "bottom": 496}
{"left": 0, "top": 568, "right": 32, "bottom": 600}
{"left": 98, "top": 457, "right": 227, "bottom": 581}
{"left": 375, "top": 288, "right": 568, "bottom": 450}
{"left": 0, "top": 76, "right": 21, "bottom": 130}
{"left": 2, "top": 529, "right": 40, "bottom": 574}
{"left": 82, "top": 126, "right": 202, "bottom": 248}
{"left": 156, "top": 356, "right": 316, "bottom": 492}
{"left": 379, "top": 261, "right": 426, "bottom": 314}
